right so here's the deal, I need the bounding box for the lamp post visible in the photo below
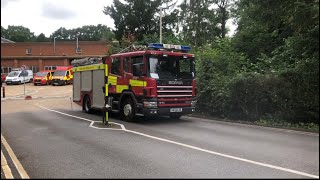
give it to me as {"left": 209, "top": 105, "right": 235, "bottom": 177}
{"left": 76, "top": 36, "right": 79, "bottom": 50}
{"left": 53, "top": 37, "right": 56, "bottom": 54}
{"left": 159, "top": 7, "right": 163, "bottom": 43}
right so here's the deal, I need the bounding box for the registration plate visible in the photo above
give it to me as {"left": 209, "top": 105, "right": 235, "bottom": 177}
{"left": 170, "top": 108, "right": 182, "bottom": 112}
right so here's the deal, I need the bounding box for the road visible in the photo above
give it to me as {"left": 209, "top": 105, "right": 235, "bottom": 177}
{"left": 1, "top": 84, "right": 319, "bottom": 178}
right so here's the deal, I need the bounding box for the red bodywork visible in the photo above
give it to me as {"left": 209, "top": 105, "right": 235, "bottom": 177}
{"left": 1, "top": 74, "right": 6, "bottom": 83}
{"left": 56, "top": 66, "right": 73, "bottom": 71}
{"left": 33, "top": 70, "right": 54, "bottom": 85}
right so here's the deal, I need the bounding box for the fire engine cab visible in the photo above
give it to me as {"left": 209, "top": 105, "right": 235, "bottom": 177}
{"left": 72, "top": 43, "right": 197, "bottom": 121}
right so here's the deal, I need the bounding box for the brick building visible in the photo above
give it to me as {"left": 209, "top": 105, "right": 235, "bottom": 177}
{"left": 1, "top": 40, "right": 110, "bottom": 74}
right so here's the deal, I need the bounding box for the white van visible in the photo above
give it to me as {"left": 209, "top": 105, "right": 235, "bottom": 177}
{"left": 5, "top": 70, "right": 34, "bottom": 85}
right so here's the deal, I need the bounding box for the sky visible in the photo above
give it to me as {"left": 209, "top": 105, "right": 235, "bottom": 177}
{"left": 1, "top": 0, "right": 115, "bottom": 37}
{"left": 1, "top": 0, "right": 236, "bottom": 38}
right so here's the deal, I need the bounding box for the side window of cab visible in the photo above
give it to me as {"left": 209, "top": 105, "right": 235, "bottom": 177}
{"left": 111, "top": 57, "right": 121, "bottom": 75}
{"left": 132, "top": 56, "right": 144, "bottom": 77}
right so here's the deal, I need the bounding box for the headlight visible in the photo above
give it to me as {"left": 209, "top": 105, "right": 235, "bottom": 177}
{"left": 191, "top": 100, "right": 197, "bottom": 107}
{"left": 143, "top": 101, "right": 157, "bottom": 108}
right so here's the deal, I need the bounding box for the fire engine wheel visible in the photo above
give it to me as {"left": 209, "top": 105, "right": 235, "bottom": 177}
{"left": 121, "top": 98, "right": 135, "bottom": 122}
{"left": 83, "top": 96, "right": 92, "bottom": 114}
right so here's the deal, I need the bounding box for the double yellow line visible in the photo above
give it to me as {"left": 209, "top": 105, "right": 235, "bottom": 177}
{"left": 1, "top": 134, "right": 30, "bottom": 179}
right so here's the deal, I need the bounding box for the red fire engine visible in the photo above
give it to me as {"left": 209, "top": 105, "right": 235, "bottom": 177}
{"left": 72, "top": 43, "right": 197, "bottom": 122}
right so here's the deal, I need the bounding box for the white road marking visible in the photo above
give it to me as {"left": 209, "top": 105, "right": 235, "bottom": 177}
{"left": 1, "top": 150, "right": 14, "bottom": 179}
{"left": 36, "top": 104, "right": 126, "bottom": 130}
{"left": 184, "top": 116, "right": 319, "bottom": 137}
{"left": 1, "top": 134, "right": 30, "bottom": 179}
{"left": 35, "top": 105, "right": 319, "bottom": 179}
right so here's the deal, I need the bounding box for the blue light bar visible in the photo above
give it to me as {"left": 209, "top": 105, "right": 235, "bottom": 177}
{"left": 148, "top": 43, "right": 191, "bottom": 52}
{"left": 181, "top": 45, "right": 191, "bottom": 51}
{"left": 148, "top": 43, "right": 163, "bottom": 49}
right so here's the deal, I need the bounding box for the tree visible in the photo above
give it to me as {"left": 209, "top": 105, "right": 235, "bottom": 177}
{"left": 176, "top": 0, "right": 221, "bottom": 47}
{"left": 50, "top": 27, "right": 71, "bottom": 40}
{"left": 103, "top": 0, "right": 177, "bottom": 43}
{"left": 212, "top": 0, "right": 233, "bottom": 38}
{"left": 49, "top": 25, "right": 114, "bottom": 41}
{"left": 36, "top": 33, "right": 49, "bottom": 42}
{"left": 2, "top": 25, "right": 36, "bottom": 42}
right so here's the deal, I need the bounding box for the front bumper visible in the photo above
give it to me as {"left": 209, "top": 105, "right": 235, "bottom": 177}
{"left": 34, "top": 79, "right": 48, "bottom": 85}
{"left": 5, "top": 80, "right": 20, "bottom": 84}
{"left": 52, "top": 79, "right": 65, "bottom": 85}
{"left": 143, "top": 107, "right": 196, "bottom": 116}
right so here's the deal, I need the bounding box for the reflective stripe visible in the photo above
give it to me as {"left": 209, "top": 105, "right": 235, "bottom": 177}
{"left": 73, "top": 64, "right": 105, "bottom": 72}
{"left": 105, "top": 64, "right": 108, "bottom": 123}
{"left": 108, "top": 76, "right": 117, "bottom": 85}
{"left": 130, "top": 79, "right": 147, "bottom": 87}
{"left": 116, "top": 85, "right": 128, "bottom": 93}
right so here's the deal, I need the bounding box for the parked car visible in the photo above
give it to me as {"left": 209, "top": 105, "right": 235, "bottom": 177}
{"left": 33, "top": 70, "right": 54, "bottom": 85}
{"left": 51, "top": 66, "right": 73, "bottom": 86}
{"left": 5, "top": 70, "right": 33, "bottom": 85}
{"left": 1, "top": 73, "right": 6, "bottom": 83}
{"left": 1, "top": 73, "right": 6, "bottom": 87}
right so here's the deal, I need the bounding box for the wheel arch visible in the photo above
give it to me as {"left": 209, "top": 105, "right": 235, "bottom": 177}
{"left": 119, "top": 91, "right": 138, "bottom": 111}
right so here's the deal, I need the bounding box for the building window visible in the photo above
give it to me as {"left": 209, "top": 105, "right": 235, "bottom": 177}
{"left": 26, "top": 48, "right": 32, "bottom": 55}
{"left": 2, "top": 67, "right": 13, "bottom": 73}
{"left": 44, "top": 66, "right": 57, "bottom": 70}
{"left": 76, "top": 47, "right": 82, "bottom": 54}
{"left": 31, "top": 66, "right": 39, "bottom": 73}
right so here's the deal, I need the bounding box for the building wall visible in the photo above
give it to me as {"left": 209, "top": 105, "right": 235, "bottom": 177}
{"left": 1, "top": 41, "right": 109, "bottom": 56}
{"left": 1, "top": 41, "right": 110, "bottom": 74}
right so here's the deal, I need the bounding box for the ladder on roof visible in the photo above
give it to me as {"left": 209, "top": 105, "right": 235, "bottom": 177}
{"left": 118, "top": 45, "right": 148, "bottom": 53}
{"left": 71, "top": 57, "right": 103, "bottom": 67}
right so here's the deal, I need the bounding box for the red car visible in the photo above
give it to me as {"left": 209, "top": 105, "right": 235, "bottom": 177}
{"left": 1, "top": 74, "right": 6, "bottom": 84}
{"left": 33, "top": 70, "right": 54, "bottom": 85}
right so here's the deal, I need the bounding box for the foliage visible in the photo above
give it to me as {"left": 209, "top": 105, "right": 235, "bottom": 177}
{"left": 1, "top": 25, "right": 36, "bottom": 42}
{"left": 195, "top": 39, "right": 246, "bottom": 116}
{"left": 49, "top": 24, "right": 114, "bottom": 41}
{"left": 103, "top": 0, "right": 177, "bottom": 43}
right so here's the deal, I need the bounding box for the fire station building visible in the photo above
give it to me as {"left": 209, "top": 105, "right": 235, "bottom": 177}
{"left": 1, "top": 39, "right": 110, "bottom": 74}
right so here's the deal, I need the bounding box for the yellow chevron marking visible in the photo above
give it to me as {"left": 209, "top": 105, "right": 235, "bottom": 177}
{"left": 72, "top": 64, "right": 104, "bottom": 72}
{"left": 130, "top": 79, "right": 147, "bottom": 87}
{"left": 108, "top": 76, "right": 117, "bottom": 85}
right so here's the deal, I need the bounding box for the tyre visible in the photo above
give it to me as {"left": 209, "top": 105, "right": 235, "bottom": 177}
{"left": 121, "top": 98, "right": 135, "bottom": 122}
{"left": 170, "top": 114, "right": 182, "bottom": 119}
{"left": 34, "top": 83, "right": 37, "bottom": 86}
{"left": 83, "top": 95, "right": 92, "bottom": 114}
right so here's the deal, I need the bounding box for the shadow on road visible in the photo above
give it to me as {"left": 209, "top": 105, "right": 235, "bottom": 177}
{"left": 60, "top": 109, "right": 193, "bottom": 125}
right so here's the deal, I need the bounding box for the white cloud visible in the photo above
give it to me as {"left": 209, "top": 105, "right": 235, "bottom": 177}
{"left": 1, "top": 0, "right": 114, "bottom": 37}
{"left": 41, "top": 1, "right": 77, "bottom": 20}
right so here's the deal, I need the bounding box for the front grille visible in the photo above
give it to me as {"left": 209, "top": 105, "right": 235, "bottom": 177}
{"left": 157, "top": 86, "right": 193, "bottom": 98}
{"left": 157, "top": 85, "right": 193, "bottom": 107}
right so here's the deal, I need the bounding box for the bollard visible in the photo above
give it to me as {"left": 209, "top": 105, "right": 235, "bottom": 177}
{"left": 2, "top": 87, "right": 5, "bottom": 98}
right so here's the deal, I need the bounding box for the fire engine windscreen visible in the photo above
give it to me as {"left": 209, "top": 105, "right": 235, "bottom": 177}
{"left": 53, "top": 70, "right": 66, "bottom": 76}
{"left": 149, "top": 56, "right": 195, "bottom": 79}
